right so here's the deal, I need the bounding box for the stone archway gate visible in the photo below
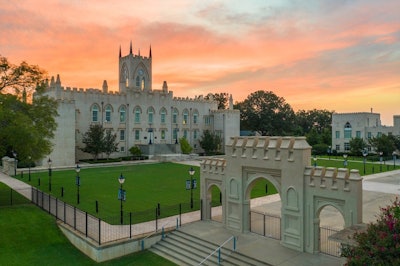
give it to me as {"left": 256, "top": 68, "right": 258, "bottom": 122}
{"left": 200, "top": 136, "right": 363, "bottom": 254}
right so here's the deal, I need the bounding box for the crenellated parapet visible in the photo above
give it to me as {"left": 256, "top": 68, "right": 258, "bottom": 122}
{"left": 200, "top": 158, "right": 226, "bottom": 180}
{"left": 305, "top": 166, "right": 362, "bottom": 192}
{"left": 226, "top": 136, "right": 311, "bottom": 163}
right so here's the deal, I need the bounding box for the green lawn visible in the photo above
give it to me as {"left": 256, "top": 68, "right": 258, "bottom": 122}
{"left": 23, "top": 162, "right": 277, "bottom": 224}
{"left": 312, "top": 156, "right": 398, "bottom": 175}
{"left": 0, "top": 203, "right": 176, "bottom": 266}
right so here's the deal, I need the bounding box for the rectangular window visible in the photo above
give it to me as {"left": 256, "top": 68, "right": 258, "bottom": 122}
{"left": 121, "top": 146, "right": 125, "bottom": 152}
{"left": 135, "top": 130, "right": 140, "bottom": 140}
{"left": 194, "top": 130, "right": 198, "bottom": 140}
{"left": 377, "top": 132, "right": 382, "bottom": 137}
{"left": 335, "top": 144, "right": 340, "bottom": 151}
{"left": 183, "top": 114, "right": 188, "bottom": 125}
{"left": 368, "top": 132, "right": 372, "bottom": 139}
{"left": 193, "top": 114, "right": 198, "bottom": 124}
{"left": 335, "top": 131, "right": 340, "bottom": 139}
{"left": 344, "top": 142, "right": 350, "bottom": 151}
{"left": 356, "top": 131, "right": 361, "bottom": 138}
{"left": 183, "top": 130, "right": 187, "bottom": 139}
{"left": 120, "top": 130, "right": 125, "bottom": 141}
{"left": 105, "top": 112, "right": 111, "bottom": 122}
{"left": 173, "top": 113, "right": 177, "bottom": 124}
{"left": 161, "top": 130, "right": 166, "bottom": 140}
{"left": 148, "top": 113, "right": 153, "bottom": 124}
{"left": 161, "top": 113, "right": 166, "bottom": 124}
{"left": 344, "top": 129, "right": 352, "bottom": 139}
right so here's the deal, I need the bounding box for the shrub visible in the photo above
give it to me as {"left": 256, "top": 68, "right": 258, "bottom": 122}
{"left": 129, "top": 146, "right": 142, "bottom": 156}
{"left": 179, "top": 138, "right": 192, "bottom": 154}
{"left": 341, "top": 197, "right": 400, "bottom": 265}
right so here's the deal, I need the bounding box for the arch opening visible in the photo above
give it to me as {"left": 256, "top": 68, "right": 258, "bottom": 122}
{"left": 207, "top": 184, "right": 223, "bottom": 222}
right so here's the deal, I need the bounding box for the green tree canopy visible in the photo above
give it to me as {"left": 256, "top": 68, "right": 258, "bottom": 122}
{"left": 81, "top": 125, "right": 119, "bottom": 160}
{"left": 0, "top": 93, "right": 58, "bottom": 163}
{"left": 368, "top": 134, "right": 396, "bottom": 156}
{"left": 199, "top": 130, "right": 221, "bottom": 155}
{"left": 205, "top": 92, "right": 229, "bottom": 109}
{"left": 349, "top": 137, "right": 367, "bottom": 156}
{"left": 1, "top": 55, "right": 47, "bottom": 98}
{"left": 235, "top": 90, "right": 296, "bottom": 136}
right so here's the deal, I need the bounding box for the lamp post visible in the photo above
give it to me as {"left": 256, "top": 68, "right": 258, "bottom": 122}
{"left": 48, "top": 158, "right": 52, "bottom": 191}
{"left": 75, "top": 163, "right": 81, "bottom": 204}
{"left": 393, "top": 151, "right": 397, "bottom": 169}
{"left": 379, "top": 152, "right": 383, "bottom": 172}
{"left": 175, "top": 124, "right": 179, "bottom": 144}
{"left": 12, "top": 151, "right": 17, "bottom": 177}
{"left": 328, "top": 146, "right": 331, "bottom": 160}
{"left": 343, "top": 154, "right": 348, "bottom": 168}
{"left": 362, "top": 149, "right": 368, "bottom": 174}
{"left": 28, "top": 156, "right": 31, "bottom": 181}
{"left": 118, "top": 173, "right": 125, "bottom": 224}
{"left": 313, "top": 155, "right": 317, "bottom": 167}
{"left": 188, "top": 167, "right": 196, "bottom": 209}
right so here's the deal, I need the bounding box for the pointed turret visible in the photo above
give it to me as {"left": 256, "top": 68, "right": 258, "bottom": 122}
{"left": 55, "top": 74, "right": 61, "bottom": 86}
{"left": 102, "top": 80, "right": 108, "bottom": 93}
{"left": 229, "top": 94, "right": 233, "bottom": 110}
{"left": 119, "top": 45, "right": 121, "bottom": 58}
{"left": 149, "top": 45, "right": 152, "bottom": 58}
{"left": 129, "top": 40, "right": 132, "bottom": 54}
{"left": 162, "top": 81, "right": 168, "bottom": 92}
{"left": 138, "top": 49, "right": 140, "bottom": 56}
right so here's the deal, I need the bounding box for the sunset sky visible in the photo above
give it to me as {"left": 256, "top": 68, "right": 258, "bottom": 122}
{"left": 1, "top": 0, "right": 399, "bottom": 125}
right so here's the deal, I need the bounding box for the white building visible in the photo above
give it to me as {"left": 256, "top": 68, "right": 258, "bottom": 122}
{"left": 332, "top": 112, "right": 400, "bottom": 153}
{"left": 42, "top": 44, "right": 240, "bottom": 166}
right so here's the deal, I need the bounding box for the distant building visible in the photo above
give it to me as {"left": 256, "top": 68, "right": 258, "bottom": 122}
{"left": 42, "top": 43, "right": 240, "bottom": 166}
{"left": 331, "top": 112, "right": 400, "bottom": 153}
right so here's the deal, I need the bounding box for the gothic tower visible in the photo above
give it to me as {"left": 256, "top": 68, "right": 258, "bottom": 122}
{"left": 119, "top": 42, "right": 152, "bottom": 93}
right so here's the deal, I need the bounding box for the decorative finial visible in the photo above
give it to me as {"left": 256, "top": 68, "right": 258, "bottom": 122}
{"left": 119, "top": 45, "right": 121, "bottom": 58}
{"left": 149, "top": 45, "right": 152, "bottom": 58}
{"left": 130, "top": 40, "right": 132, "bottom": 54}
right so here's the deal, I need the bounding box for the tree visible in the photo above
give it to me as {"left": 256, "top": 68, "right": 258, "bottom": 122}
{"left": 199, "top": 130, "right": 221, "bottom": 155}
{"left": 81, "top": 124, "right": 105, "bottom": 160}
{"left": 129, "top": 146, "right": 142, "bottom": 157}
{"left": 0, "top": 94, "right": 58, "bottom": 162}
{"left": 295, "top": 109, "right": 333, "bottom": 136}
{"left": 368, "top": 134, "right": 396, "bottom": 156}
{"left": 205, "top": 92, "right": 229, "bottom": 109}
{"left": 179, "top": 137, "right": 193, "bottom": 154}
{"left": 103, "top": 130, "right": 118, "bottom": 159}
{"left": 341, "top": 197, "right": 400, "bottom": 265}
{"left": 349, "top": 137, "right": 366, "bottom": 156}
{"left": 235, "top": 90, "right": 296, "bottom": 136}
{"left": 0, "top": 55, "right": 46, "bottom": 98}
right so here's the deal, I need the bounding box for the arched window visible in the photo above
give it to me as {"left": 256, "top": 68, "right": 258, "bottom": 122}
{"left": 160, "top": 108, "right": 167, "bottom": 124}
{"left": 344, "top": 122, "right": 352, "bottom": 139}
{"left": 105, "top": 105, "right": 112, "bottom": 122}
{"left": 141, "top": 77, "right": 145, "bottom": 90}
{"left": 136, "top": 76, "right": 140, "bottom": 87}
{"left": 183, "top": 109, "right": 189, "bottom": 125}
{"left": 134, "top": 107, "right": 141, "bottom": 123}
{"left": 173, "top": 108, "right": 178, "bottom": 124}
{"left": 119, "top": 106, "right": 126, "bottom": 123}
{"left": 92, "top": 105, "right": 99, "bottom": 122}
{"left": 147, "top": 107, "right": 154, "bottom": 124}
{"left": 193, "top": 110, "right": 199, "bottom": 124}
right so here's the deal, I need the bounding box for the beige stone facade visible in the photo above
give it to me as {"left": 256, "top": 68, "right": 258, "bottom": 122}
{"left": 42, "top": 45, "right": 240, "bottom": 166}
{"left": 332, "top": 112, "right": 400, "bottom": 153}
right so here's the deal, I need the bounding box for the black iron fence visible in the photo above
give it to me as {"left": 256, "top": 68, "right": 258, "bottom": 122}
{"left": 249, "top": 210, "right": 281, "bottom": 240}
{"left": 0, "top": 187, "right": 31, "bottom": 206}
{"left": 30, "top": 187, "right": 201, "bottom": 245}
{"left": 320, "top": 226, "right": 341, "bottom": 257}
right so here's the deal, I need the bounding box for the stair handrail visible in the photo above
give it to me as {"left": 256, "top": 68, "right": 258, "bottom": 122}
{"left": 198, "top": 235, "right": 236, "bottom": 265}
{"left": 139, "top": 218, "right": 176, "bottom": 250}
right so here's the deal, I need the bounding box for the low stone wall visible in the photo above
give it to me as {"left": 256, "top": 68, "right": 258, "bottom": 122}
{"left": 58, "top": 221, "right": 162, "bottom": 262}
{"left": 1, "top": 156, "right": 16, "bottom": 176}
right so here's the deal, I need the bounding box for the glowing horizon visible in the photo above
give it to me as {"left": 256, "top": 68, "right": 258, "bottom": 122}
{"left": 1, "top": 0, "right": 399, "bottom": 125}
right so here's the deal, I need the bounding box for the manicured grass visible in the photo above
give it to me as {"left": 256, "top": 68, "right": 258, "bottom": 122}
{"left": 312, "top": 157, "right": 398, "bottom": 175}
{"left": 0, "top": 204, "right": 176, "bottom": 265}
{"left": 23, "top": 162, "right": 276, "bottom": 224}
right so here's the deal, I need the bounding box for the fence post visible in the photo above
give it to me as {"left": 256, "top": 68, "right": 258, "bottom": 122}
{"left": 155, "top": 207, "right": 158, "bottom": 231}
{"left": 179, "top": 203, "right": 182, "bottom": 227}
{"left": 233, "top": 236, "right": 236, "bottom": 251}
{"left": 176, "top": 218, "right": 179, "bottom": 229}
{"left": 41, "top": 191, "right": 44, "bottom": 209}
{"left": 96, "top": 200, "right": 98, "bottom": 213}
{"left": 157, "top": 203, "right": 160, "bottom": 216}
{"left": 48, "top": 194, "right": 51, "bottom": 214}
{"left": 10, "top": 188, "right": 13, "bottom": 205}
{"left": 98, "top": 218, "right": 101, "bottom": 246}
{"left": 129, "top": 212, "right": 132, "bottom": 239}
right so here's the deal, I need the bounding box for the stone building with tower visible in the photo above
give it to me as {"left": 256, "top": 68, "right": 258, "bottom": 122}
{"left": 41, "top": 43, "right": 240, "bottom": 166}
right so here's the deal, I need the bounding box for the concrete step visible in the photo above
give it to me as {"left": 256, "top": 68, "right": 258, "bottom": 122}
{"left": 150, "top": 230, "right": 271, "bottom": 266}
